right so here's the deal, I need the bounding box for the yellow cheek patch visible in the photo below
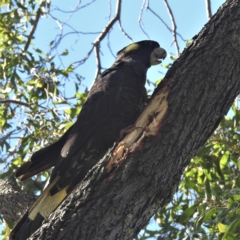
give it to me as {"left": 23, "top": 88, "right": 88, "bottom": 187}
{"left": 124, "top": 43, "right": 139, "bottom": 53}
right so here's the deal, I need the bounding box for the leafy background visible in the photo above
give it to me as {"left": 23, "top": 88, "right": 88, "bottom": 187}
{"left": 2, "top": 0, "right": 240, "bottom": 239}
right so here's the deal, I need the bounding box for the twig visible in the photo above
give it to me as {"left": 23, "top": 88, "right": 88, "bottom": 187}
{"left": 0, "top": 99, "right": 31, "bottom": 108}
{"left": 51, "top": 0, "right": 96, "bottom": 14}
{"left": 118, "top": 20, "right": 133, "bottom": 42}
{"left": 163, "top": 0, "right": 180, "bottom": 56}
{"left": 146, "top": 1, "right": 185, "bottom": 42}
{"left": 23, "top": 4, "right": 43, "bottom": 52}
{"left": 73, "top": 45, "right": 95, "bottom": 68}
{"left": 105, "top": 0, "right": 116, "bottom": 59}
{"left": 108, "top": 0, "right": 112, "bottom": 21}
{"left": 47, "top": 0, "right": 98, "bottom": 70}
{"left": 107, "top": 33, "right": 116, "bottom": 58}
{"left": 94, "top": 44, "right": 102, "bottom": 78}
{"left": 138, "top": 0, "right": 150, "bottom": 39}
{"left": 205, "top": 0, "right": 212, "bottom": 19}
{"left": 93, "top": 0, "right": 122, "bottom": 79}
{"left": 50, "top": 0, "right": 122, "bottom": 79}
{"left": 0, "top": 130, "right": 15, "bottom": 143}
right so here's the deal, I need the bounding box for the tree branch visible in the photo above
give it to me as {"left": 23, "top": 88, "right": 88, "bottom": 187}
{"left": 163, "top": 0, "right": 180, "bottom": 56}
{"left": 138, "top": 0, "right": 150, "bottom": 39}
{"left": 0, "top": 100, "right": 31, "bottom": 108}
{"left": 205, "top": 0, "right": 212, "bottom": 19}
{"left": 23, "top": 4, "right": 43, "bottom": 53}
{"left": 146, "top": 1, "right": 186, "bottom": 42}
{"left": 94, "top": 0, "right": 122, "bottom": 79}
{"left": 0, "top": 180, "right": 36, "bottom": 222}
{"left": 118, "top": 20, "right": 133, "bottom": 42}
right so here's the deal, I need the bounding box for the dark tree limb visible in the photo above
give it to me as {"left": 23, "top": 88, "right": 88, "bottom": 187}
{"left": 6, "top": 0, "right": 240, "bottom": 239}
{"left": 205, "top": 0, "right": 213, "bottom": 19}
{"left": 0, "top": 100, "right": 31, "bottom": 108}
{"left": 0, "top": 180, "right": 36, "bottom": 223}
{"left": 94, "top": 0, "right": 122, "bottom": 79}
{"left": 23, "top": 3, "right": 43, "bottom": 53}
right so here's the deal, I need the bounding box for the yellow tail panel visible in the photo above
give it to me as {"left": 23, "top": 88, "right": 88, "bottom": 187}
{"left": 28, "top": 176, "right": 68, "bottom": 220}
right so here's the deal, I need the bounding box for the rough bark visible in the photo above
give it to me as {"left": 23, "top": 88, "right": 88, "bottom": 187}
{"left": 0, "top": 180, "right": 36, "bottom": 222}
{"left": 4, "top": 0, "right": 240, "bottom": 239}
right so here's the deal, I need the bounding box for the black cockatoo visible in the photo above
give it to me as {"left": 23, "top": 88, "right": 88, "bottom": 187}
{"left": 10, "top": 40, "right": 166, "bottom": 240}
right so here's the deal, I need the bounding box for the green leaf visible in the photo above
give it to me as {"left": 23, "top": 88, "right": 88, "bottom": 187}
{"left": 197, "top": 145, "right": 211, "bottom": 157}
{"left": 222, "top": 219, "right": 240, "bottom": 239}
{"left": 34, "top": 48, "right": 45, "bottom": 55}
{"left": 179, "top": 204, "right": 198, "bottom": 224}
{"left": 195, "top": 207, "right": 222, "bottom": 229}
{"left": 64, "top": 122, "right": 74, "bottom": 130}
{"left": 220, "top": 151, "right": 229, "bottom": 169}
{"left": 218, "top": 222, "right": 227, "bottom": 233}
{"left": 204, "top": 178, "right": 211, "bottom": 200}
{"left": 61, "top": 49, "right": 69, "bottom": 56}
{"left": 228, "top": 195, "right": 240, "bottom": 208}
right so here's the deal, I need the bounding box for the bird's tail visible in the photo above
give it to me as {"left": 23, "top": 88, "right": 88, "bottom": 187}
{"left": 10, "top": 176, "right": 68, "bottom": 240}
{"left": 14, "top": 125, "right": 73, "bottom": 181}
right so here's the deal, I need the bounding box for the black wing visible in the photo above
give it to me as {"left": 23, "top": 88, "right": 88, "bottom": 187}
{"left": 50, "top": 67, "right": 125, "bottom": 184}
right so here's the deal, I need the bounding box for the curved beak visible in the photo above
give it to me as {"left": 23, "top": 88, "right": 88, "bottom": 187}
{"left": 150, "top": 47, "right": 167, "bottom": 66}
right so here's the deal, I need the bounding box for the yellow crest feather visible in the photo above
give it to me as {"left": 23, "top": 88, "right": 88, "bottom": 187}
{"left": 124, "top": 43, "right": 139, "bottom": 52}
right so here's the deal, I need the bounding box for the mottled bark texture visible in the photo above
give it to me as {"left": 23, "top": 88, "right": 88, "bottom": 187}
{"left": 7, "top": 0, "right": 240, "bottom": 239}
{"left": 0, "top": 180, "right": 36, "bottom": 222}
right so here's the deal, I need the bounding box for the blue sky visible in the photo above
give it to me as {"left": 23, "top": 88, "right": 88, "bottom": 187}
{"left": 33, "top": 0, "right": 226, "bottom": 96}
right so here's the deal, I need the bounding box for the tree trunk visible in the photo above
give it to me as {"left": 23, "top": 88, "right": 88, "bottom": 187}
{"left": 0, "top": 180, "right": 36, "bottom": 223}
{"left": 5, "top": 0, "right": 240, "bottom": 239}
